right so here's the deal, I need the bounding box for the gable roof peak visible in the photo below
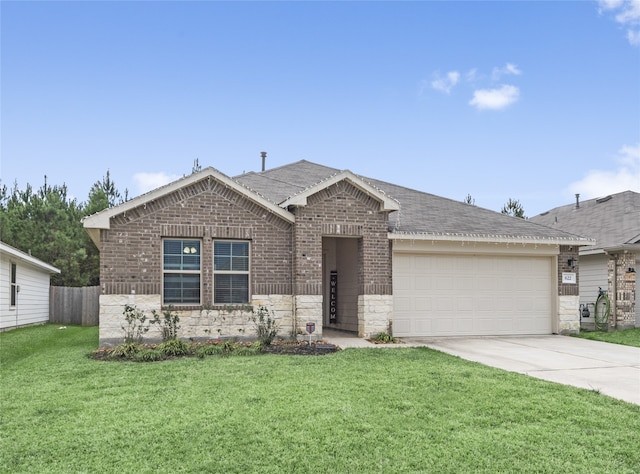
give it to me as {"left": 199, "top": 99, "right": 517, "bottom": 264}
{"left": 280, "top": 168, "right": 400, "bottom": 211}
{"left": 82, "top": 166, "right": 294, "bottom": 248}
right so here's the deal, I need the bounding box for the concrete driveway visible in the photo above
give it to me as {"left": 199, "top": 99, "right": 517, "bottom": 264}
{"left": 403, "top": 335, "right": 640, "bottom": 405}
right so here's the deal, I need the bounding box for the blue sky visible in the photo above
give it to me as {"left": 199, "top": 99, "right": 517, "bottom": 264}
{"left": 2, "top": 0, "right": 639, "bottom": 216}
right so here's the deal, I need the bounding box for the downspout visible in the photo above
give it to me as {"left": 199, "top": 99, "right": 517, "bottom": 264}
{"left": 291, "top": 207, "right": 298, "bottom": 338}
{"left": 612, "top": 254, "right": 618, "bottom": 329}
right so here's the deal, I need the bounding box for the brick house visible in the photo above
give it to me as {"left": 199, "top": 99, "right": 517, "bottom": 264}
{"left": 83, "top": 160, "right": 592, "bottom": 346}
{"left": 531, "top": 191, "right": 639, "bottom": 329}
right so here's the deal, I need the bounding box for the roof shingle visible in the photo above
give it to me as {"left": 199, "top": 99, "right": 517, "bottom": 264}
{"left": 235, "top": 160, "right": 588, "bottom": 243}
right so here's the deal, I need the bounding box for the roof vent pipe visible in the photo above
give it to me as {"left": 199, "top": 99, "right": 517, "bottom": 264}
{"left": 575, "top": 193, "right": 580, "bottom": 209}
{"left": 261, "top": 151, "right": 267, "bottom": 172}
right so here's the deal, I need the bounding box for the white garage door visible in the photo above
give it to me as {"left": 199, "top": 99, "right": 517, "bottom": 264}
{"left": 393, "top": 253, "right": 553, "bottom": 337}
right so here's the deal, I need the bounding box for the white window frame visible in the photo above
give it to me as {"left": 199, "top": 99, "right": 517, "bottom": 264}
{"left": 10, "top": 262, "right": 17, "bottom": 308}
{"left": 213, "top": 240, "right": 250, "bottom": 305}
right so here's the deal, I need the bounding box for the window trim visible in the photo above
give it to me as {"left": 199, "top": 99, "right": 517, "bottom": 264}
{"left": 161, "top": 238, "right": 202, "bottom": 306}
{"left": 213, "top": 239, "right": 251, "bottom": 305}
{"left": 10, "top": 262, "right": 17, "bottom": 308}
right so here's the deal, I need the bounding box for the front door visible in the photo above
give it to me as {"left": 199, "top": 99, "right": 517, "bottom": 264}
{"left": 322, "top": 237, "right": 360, "bottom": 332}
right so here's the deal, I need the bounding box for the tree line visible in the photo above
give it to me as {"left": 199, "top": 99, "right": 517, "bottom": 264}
{"left": 0, "top": 171, "right": 124, "bottom": 286}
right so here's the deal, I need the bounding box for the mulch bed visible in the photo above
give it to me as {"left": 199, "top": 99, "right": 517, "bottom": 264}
{"left": 262, "top": 339, "right": 340, "bottom": 355}
{"left": 90, "top": 339, "right": 340, "bottom": 361}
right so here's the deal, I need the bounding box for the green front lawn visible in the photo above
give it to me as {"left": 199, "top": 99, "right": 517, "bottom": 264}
{"left": 1, "top": 325, "right": 639, "bottom": 473}
{"left": 573, "top": 327, "right": 640, "bottom": 347}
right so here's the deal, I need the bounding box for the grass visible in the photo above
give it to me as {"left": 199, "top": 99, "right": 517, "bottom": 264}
{"left": 573, "top": 327, "right": 640, "bottom": 347}
{"left": 1, "top": 325, "right": 640, "bottom": 473}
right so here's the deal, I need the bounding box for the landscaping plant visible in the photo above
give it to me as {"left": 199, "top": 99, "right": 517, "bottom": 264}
{"left": 121, "top": 304, "right": 152, "bottom": 343}
{"left": 251, "top": 305, "right": 279, "bottom": 347}
{"left": 152, "top": 306, "right": 180, "bottom": 341}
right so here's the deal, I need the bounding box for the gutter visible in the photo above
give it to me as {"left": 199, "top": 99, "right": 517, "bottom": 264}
{"left": 388, "top": 231, "right": 595, "bottom": 247}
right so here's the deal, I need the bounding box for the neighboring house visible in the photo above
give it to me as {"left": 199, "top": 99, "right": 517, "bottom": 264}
{"left": 0, "top": 241, "right": 61, "bottom": 330}
{"left": 83, "top": 160, "right": 592, "bottom": 346}
{"left": 531, "top": 191, "right": 639, "bottom": 329}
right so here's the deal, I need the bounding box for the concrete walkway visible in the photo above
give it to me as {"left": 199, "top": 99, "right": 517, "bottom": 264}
{"left": 322, "top": 330, "right": 640, "bottom": 405}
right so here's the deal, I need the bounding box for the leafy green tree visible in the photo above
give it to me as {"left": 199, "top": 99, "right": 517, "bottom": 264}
{"left": 501, "top": 198, "right": 526, "bottom": 218}
{"left": 85, "top": 170, "right": 122, "bottom": 215}
{"left": 0, "top": 177, "right": 88, "bottom": 286}
{"left": 463, "top": 194, "right": 475, "bottom": 205}
{"left": 82, "top": 170, "right": 125, "bottom": 285}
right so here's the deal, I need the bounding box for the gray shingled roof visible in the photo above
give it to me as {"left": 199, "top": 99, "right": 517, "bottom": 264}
{"left": 235, "top": 160, "right": 587, "bottom": 242}
{"left": 530, "top": 191, "right": 640, "bottom": 251}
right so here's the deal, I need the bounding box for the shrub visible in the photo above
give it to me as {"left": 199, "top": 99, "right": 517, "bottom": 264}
{"left": 134, "top": 348, "right": 165, "bottom": 362}
{"left": 195, "top": 343, "right": 223, "bottom": 359}
{"left": 251, "top": 306, "right": 279, "bottom": 347}
{"left": 220, "top": 339, "right": 239, "bottom": 357}
{"left": 121, "top": 304, "right": 151, "bottom": 343}
{"left": 157, "top": 339, "right": 191, "bottom": 357}
{"left": 152, "top": 307, "right": 180, "bottom": 341}
{"left": 234, "top": 343, "right": 262, "bottom": 357}
{"left": 109, "top": 342, "right": 142, "bottom": 359}
{"left": 372, "top": 332, "right": 400, "bottom": 343}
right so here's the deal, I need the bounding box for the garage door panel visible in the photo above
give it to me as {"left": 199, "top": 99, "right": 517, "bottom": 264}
{"left": 393, "top": 253, "right": 553, "bottom": 337}
{"left": 393, "top": 319, "right": 412, "bottom": 335}
{"left": 415, "top": 276, "right": 433, "bottom": 290}
{"left": 456, "top": 297, "right": 474, "bottom": 311}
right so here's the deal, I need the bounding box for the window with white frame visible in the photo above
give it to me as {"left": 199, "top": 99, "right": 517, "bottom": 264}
{"left": 163, "top": 239, "right": 201, "bottom": 305}
{"left": 10, "top": 263, "right": 17, "bottom": 307}
{"left": 213, "top": 240, "right": 249, "bottom": 304}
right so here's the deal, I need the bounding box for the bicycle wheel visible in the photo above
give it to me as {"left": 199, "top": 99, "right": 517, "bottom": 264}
{"left": 594, "top": 293, "right": 611, "bottom": 331}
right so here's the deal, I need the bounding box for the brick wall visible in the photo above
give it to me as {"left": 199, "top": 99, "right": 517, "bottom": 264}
{"left": 291, "top": 181, "right": 392, "bottom": 296}
{"left": 100, "top": 177, "right": 294, "bottom": 303}
{"left": 609, "top": 252, "right": 636, "bottom": 329}
{"left": 558, "top": 245, "right": 579, "bottom": 296}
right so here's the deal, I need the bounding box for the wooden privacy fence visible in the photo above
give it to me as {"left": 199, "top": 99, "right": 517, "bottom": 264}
{"left": 50, "top": 286, "right": 100, "bottom": 326}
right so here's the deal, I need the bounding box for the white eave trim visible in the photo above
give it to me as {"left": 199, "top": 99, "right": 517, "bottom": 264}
{"left": 388, "top": 232, "right": 595, "bottom": 246}
{"left": 82, "top": 167, "right": 295, "bottom": 232}
{"left": 0, "top": 242, "right": 61, "bottom": 274}
{"left": 280, "top": 170, "right": 400, "bottom": 212}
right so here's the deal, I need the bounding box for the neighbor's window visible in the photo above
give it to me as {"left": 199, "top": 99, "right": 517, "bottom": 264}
{"left": 163, "top": 239, "right": 201, "bottom": 305}
{"left": 213, "top": 240, "right": 249, "bottom": 304}
{"left": 10, "top": 263, "right": 17, "bottom": 307}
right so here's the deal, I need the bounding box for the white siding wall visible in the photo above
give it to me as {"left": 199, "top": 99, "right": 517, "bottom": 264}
{"left": 579, "top": 254, "right": 609, "bottom": 310}
{"left": 0, "top": 253, "right": 51, "bottom": 329}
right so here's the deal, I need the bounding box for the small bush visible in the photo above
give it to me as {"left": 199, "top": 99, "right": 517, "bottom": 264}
{"left": 371, "top": 332, "right": 400, "bottom": 343}
{"left": 195, "top": 344, "right": 223, "bottom": 359}
{"left": 134, "top": 348, "right": 165, "bottom": 362}
{"left": 220, "top": 339, "right": 239, "bottom": 357}
{"left": 157, "top": 339, "right": 191, "bottom": 357}
{"left": 234, "top": 343, "right": 262, "bottom": 357}
{"left": 152, "top": 307, "right": 181, "bottom": 341}
{"left": 121, "top": 305, "right": 151, "bottom": 343}
{"left": 109, "top": 342, "right": 142, "bottom": 359}
{"left": 251, "top": 306, "right": 279, "bottom": 347}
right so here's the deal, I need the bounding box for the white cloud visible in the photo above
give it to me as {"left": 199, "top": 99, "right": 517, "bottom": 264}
{"left": 567, "top": 143, "right": 640, "bottom": 198}
{"left": 491, "top": 63, "right": 522, "bottom": 80}
{"left": 431, "top": 71, "right": 460, "bottom": 94}
{"left": 465, "top": 68, "right": 480, "bottom": 82}
{"left": 133, "top": 171, "right": 181, "bottom": 194}
{"left": 628, "top": 28, "right": 640, "bottom": 44}
{"left": 598, "top": 0, "right": 640, "bottom": 46}
{"left": 469, "top": 85, "right": 520, "bottom": 110}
